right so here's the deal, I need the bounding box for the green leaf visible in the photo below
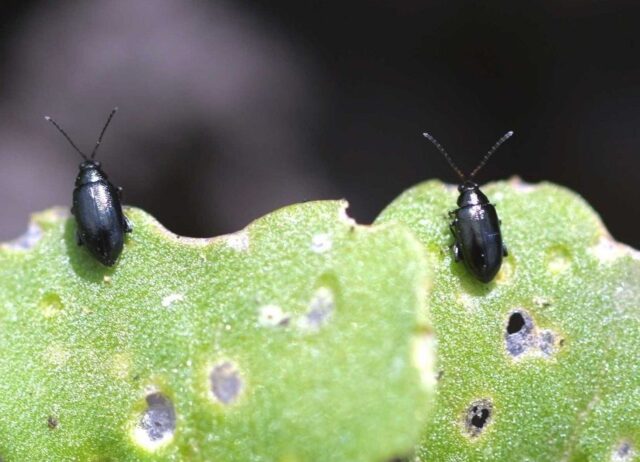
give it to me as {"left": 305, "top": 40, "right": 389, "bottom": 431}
{"left": 376, "top": 179, "right": 640, "bottom": 461}
{"left": 0, "top": 201, "right": 434, "bottom": 462}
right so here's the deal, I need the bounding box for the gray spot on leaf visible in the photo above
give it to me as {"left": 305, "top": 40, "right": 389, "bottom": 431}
{"left": 210, "top": 362, "right": 243, "bottom": 404}
{"left": 4, "top": 223, "right": 42, "bottom": 250}
{"left": 139, "top": 392, "right": 176, "bottom": 442}
{"left": 505, "top": 310, "right": 535, "bottom": 356}
{"left": 612, "top": 441, "right": 634, "bottom": 462}
{"left": 505, "top": 309, "right": 559, "bottom": 359}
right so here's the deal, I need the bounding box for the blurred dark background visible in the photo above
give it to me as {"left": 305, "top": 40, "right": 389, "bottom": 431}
{"left": 1, "top": 0, "right": 639, "bottom": 247}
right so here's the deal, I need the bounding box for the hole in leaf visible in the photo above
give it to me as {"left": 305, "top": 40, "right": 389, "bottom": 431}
{"left": 505, "top": 309, "right": 560, "bottom": 359}
{"left": 471, "top": 408, "right": 489, "bottom": 428}
{"left": 505, "top": 310, "right": 534, "bottom": 357}
{"left": 465, "top": 399, "right": 493, "bottom": 437}
{"left": 507, "top": 312, "right": 525, "bottom": 334}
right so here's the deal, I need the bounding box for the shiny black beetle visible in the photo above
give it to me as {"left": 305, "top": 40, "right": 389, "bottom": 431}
{"left": 422, "top": 130, "right": 513, "bottom": 283}
{"left": 45, "top": 108, "right": 131, "bottom": 266}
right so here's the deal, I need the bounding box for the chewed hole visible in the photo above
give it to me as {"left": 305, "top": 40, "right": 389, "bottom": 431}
{"left": 338, "top": 204, "right": 357, "bottom": 226}
{"left": 507, "top": 312, "right": 525, "bottom": 334}
{"left": 134, "top": 392, "right": 176, "bottom": 450}
{"left": 471, "top": 408, "right": 490, "bottom": 429}
{"left": 210, "top": 362, "right": 243, "bottom": 405}
{"left": 465, "top": 399, "right": 493, "bottom": 437}
{"left": 505, "top": 310, "right": 534, "bottom": 357}
{"left": 505, "top": 309, "right": 560, "bottom": 359}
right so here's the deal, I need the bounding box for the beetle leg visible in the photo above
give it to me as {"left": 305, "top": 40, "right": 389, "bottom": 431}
{"left": 75, "top": 230, "right": 83, "bottom": 246}
{"left": 447, "top": 222, "right": 462, "bottom": 261}
{"left": 117, "top": 186, "right": 124, "bottom": 199}
{"left": 449, "top": 221, "right": 458, "bottom": 237}
{"left": 452, "top": 242, "right": 462, "bottom": 262}
{"left": 123, "top": 215, "right": 133, "bottom": 233}
{"left": 502, "top": 243, "right": 508, "bottom": 257}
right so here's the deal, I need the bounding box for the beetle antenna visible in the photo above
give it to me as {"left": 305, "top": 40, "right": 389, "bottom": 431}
{"left": 90, "top": 107, "right": 118, "bottom": 159}
{"left": 469, "top": 130, "right": 514, "bottom": 179}
{"left": 422, "top": 132, "right": 465, "bottom": 180}
{"left": 44, "top": 115, "right": 88, "bottom": 160}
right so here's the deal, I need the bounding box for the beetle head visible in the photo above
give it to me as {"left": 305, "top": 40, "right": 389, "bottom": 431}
{"left": 79, "top": 160, "right": 101, "bottom": 169}
{"left": 457, "top": 182, "right": 489, "bottom": 207}
{"left": 76, "top": 160, "right": 107, "bottom": 186}
{"left": 458, "top": 180, "right": 478, "bottom": 193}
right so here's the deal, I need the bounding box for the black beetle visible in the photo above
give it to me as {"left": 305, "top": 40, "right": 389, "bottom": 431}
{"left": 422, "top": 130, "right": 513, "bottom": 283}
{"left": 45, "top": 108, "right": 132, "bottom": 266}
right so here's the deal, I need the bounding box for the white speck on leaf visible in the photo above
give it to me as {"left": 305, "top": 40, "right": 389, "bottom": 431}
{"left": 226, "top": 230, "right": 249, "bottom": 251}
{"left": 311, "top": 233, "right": 332, "bottom": 253}
{"left": 161, "top": 293, "right": 184, "bottom": 308}
{"left": 258, "top": 304, "right": 290, "bottom": 327}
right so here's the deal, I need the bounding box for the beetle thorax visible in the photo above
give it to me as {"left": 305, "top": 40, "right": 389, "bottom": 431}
{"left": 75, "top": 160, "right": 108, "bottom": 186}
{"left": 457, "top": 181, "right": 489, "bottom": 207}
